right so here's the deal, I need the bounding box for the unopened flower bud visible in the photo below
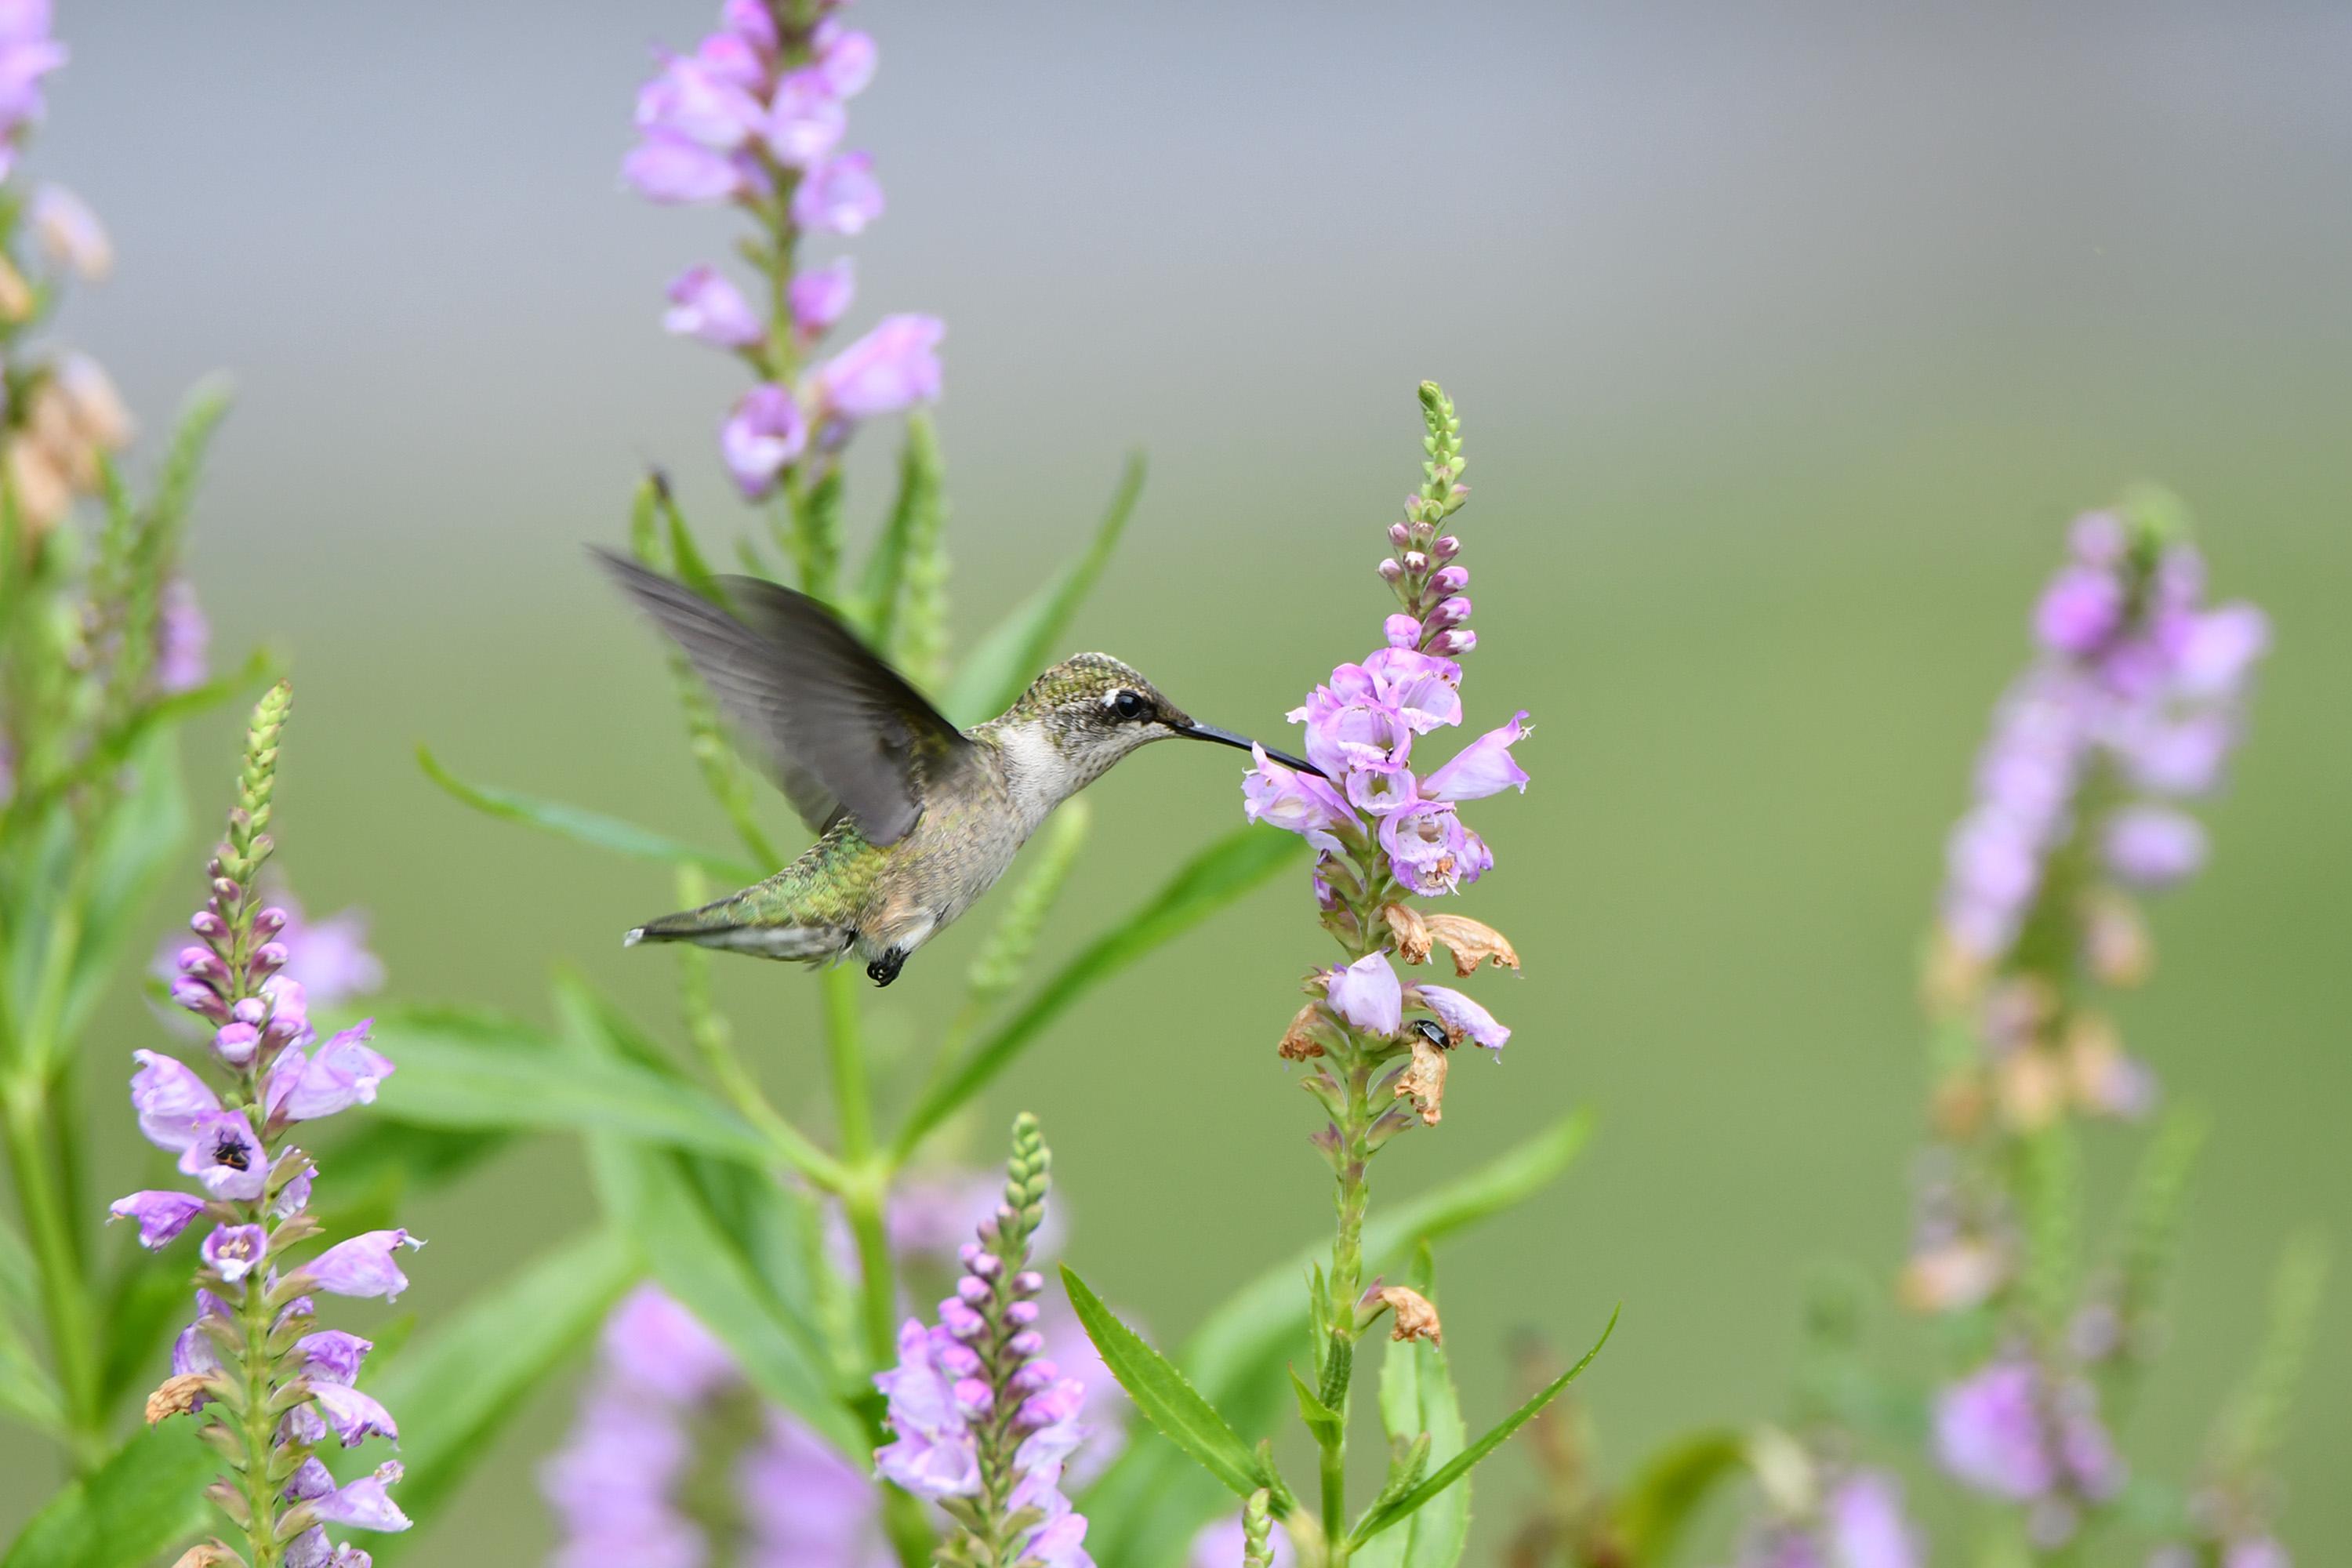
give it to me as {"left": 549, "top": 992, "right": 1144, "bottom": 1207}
{"left": 966, "top": 1250, "right": 1002, "bottom": 1280}
{"left": 1011, "top": 1363, "right": 1057, "bottom": 1395}
{"left": 952, "top": 1377, "right": 993, "bottom": 1415}
{"left": 211, "top": 877, "right": 241, "bottom": 905}
{"left": 169, "top": 978, "right": 228, "bottom": 1022}
{"left": 956, "top": 1241, "right": 981, "bottom": 1265}
{"left": 938, "top": 1340, "right": 982, "bottom": 1377}
{"left": 177, "top": 947, "right": 227, "bottom": 983}
{"left": 940, "top": 1298, "right": 985, "bottom": 1339}
{"left": 1388, "top": 521, "right": 1413, "bottom": 548}
{"left": 212, "top": 1023, "right": 260, "bottom": 1066}
{"left": 254, "top": 907, "right": 289, "bottom": 938}
{"left": 953, "top": 1275, "right": 990, "bottom": 1306}
{"left": 1006, "top": 1298, "right": 1040, "bottom": 1327}
{"left": 1008, "top": 1330, "right": 1044, "bottom": 1357}
{"left": 1402, "top": 550, "right": 1428, "bottom": 575}
{"left": 189, "top": 911, "right": 227, "bottom": 941}
{"left": 1377, "top": 557, "right": 1403, "bottom": 583}
{"left": 1431, "top": 535, "right": 1461, "bottom": 560}
{"left": 1425, "top": 596, "right": 1472, "bottom": 630}
{"left": 1431, "top": 565, "right": 1469, "bottom": 594}
{"left": 1010, "top": 1270, "right": 1043, "bottom": 1297}
{"left": 247, "top": 942, "right": 289, "bottom": 979}
{"left": 1428, "top": 629, "right": 1476, "bottom": 657}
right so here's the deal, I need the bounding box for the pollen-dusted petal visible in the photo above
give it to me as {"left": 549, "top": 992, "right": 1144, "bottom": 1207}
{"left": 1378, "top": 1286, "right": 1443, "bottom": 1345}
{"left": 1381, "top": 904, "right": 1432, "bottom": 965}
{"left": 147, "top": 1373, "right": 212, "bottom": 1425}
{"left": 1393, "top": 1034, "right": 1448, "bottom": 1126}
{"left": 1418, "top": 913, "right": 1519, "bottom": 975}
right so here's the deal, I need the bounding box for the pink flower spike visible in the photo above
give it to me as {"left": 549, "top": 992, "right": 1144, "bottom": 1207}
{"left": 1324, "top": 953, "right": 1403, "bottom": 1036}
{"left": 1419, "top": 711, "right": 1531, "bottom": 802}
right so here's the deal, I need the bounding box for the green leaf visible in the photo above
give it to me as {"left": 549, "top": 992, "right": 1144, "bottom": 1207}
{"left": 1062, "top": 1265, "right": 1291, "bottom": 1514}
{"left": 855, "top": 410, "right": 944, "bottom": 650}
{"left": 1081, "top": 1112, "right": 1591, "bottom": 1567}
{"left": 56, "top": 734, "right": 190, "bottom": 1047}
{"left": 942, "top": 453, "right": 1145, "bottom": 726}
{"left": 1289, "top": 1363, "right": 1343, "bottom": 1448}
{"left": 416, "top": 745, "right": 762, "bottom": 885}
{"left": 1, "top": 1421, "right": 214, "bottom": 1568}
{"left": 98, "top": 1253, "right": 192, "bottom": 1419}
{"left": 1350, "top": 1307, "right": 1617, "bottom": 1550}
{"left": 355, "top": 1229, "right": 637, "bottom": 1549}
{"left": 1608, "top": 1428, "right": 1750, "bottom": 1566}
{"left": 0, "top": 1305, "right": 63, "bottom": 1432}
{"left": 1356, "top": 1247, "right": 1468, "bottom": 1568}
{"left": 368, "top": 1006, "right": 774, "bottom": 1165}
{"left": 895, "top": 826, "right": 1304, "bottom": 1159}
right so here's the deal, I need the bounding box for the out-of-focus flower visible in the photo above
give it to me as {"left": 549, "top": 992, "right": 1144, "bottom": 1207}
{"left": 815, "top": 313, "right": 944, "bottom": 420}
{"left": 789, "top": 256, "right": 855, "bottom": 339}
{"left": 1934, "top": 1356, "right": 2122, "bottom": 1529}
{"left": 0, "top": 0, "right": 66, "bottom": 177}
{"left": 663, "top": 263, "right": 764, "bottom": 349}
{"left": 156, "top": 577, "right": 209, "bottom": 694}
{"left": 31, "top": 181, "right": 109, "bottom": 278}
{"left": 793, "top": 148, "right": 884, "bottom": 235}
{"left": 721, "top": 383, "right": 808, "bottom": 498}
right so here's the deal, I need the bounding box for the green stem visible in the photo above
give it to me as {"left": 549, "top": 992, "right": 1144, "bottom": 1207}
{"left": 236, "top": 1246, "right": 284, "bottom": 1567}
{"left": 821, "top": 966, "right": 896, "bottom": 1367}
{"left": 3, "top": 1080, "right": 103, "bottom": 1469}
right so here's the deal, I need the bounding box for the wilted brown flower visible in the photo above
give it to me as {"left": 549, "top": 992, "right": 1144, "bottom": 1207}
{"left": 145, "top": 1372, "right": 210, "bottom": 1425}
{"left": 1380, "top": 1284, "right": 1443, "bottom": 1345}
{"left": 1382, "top": 903, "right": 1432, "bottom": 964}
{"left": 1394, "top": 1030, "right": 1449, "bottom": 1124}
{"left": 1278, "top": 1003, "right": 1327, "bottom": 1061}
{"left": 1420, "top": 913, "right": 1519, "bottom": 976}
{"left": 170, "top": 1544, "right": 243, "bottom": 1568}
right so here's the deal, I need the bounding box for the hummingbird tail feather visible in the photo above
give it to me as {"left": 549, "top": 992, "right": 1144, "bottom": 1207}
{"left": 622, "top": 902, "right": 847, "bottom": 963}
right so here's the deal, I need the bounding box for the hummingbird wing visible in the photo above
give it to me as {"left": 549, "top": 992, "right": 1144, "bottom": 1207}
{"left": 595, "top": 551, "right": 971, "bottom": 845}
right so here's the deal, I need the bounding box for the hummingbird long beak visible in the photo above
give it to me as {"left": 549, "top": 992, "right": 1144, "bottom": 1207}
{"left": 1173, "top": 721, "right": 1328, "bottom": 779}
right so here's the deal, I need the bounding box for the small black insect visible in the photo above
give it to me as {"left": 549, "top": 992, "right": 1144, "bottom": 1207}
{"left": 212, "top": 1133, "right": 250, "bottom": 1171}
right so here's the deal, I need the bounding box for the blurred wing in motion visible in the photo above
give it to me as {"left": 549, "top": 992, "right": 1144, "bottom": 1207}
{"left": 594, "top": 549, "right": 972, "bottom": 845}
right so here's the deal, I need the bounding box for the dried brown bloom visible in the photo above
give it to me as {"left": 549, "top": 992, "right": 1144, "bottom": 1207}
{"left": 1394, "top": 1032, "right": 1449, "bottom": 1124}
{"left": 0, "top": 257, "right": 32, "bottom": 324}
{"left": 2082, "top": 892, "right": 2153, "bottom": 989}
{"left": 146, "top": 1372, "right": 210, "bottom": 1425}
{"left": 1997, "top": 1050, "right": 2065, "bottom": 1131}
{"left": 1920, "top": 924, "right": 1988, "bottom": 1014}
{"left": 1382, "top": 903, "right": 1432, "bottom": 964}
{"left": 5, "top": 438, "right": 71, "bottom": 536}
{"left": 172, "top": 1544, "right": 245, "bottom": 1568}
{"left": 1380, "top": 1284, "right": 1443, "bottom": 1345}
{"left": 1278, "top": 1003, "right": 1327, "bottom": 1062}
{"left": 1929, "top": 1073, "right": 1989, "bottom": 1140}
{"left": 1421, "top": 913, "right": 1519, "bottom": 976}
{"left": 1898, "top": 1239, "right": 2005, "bottom": 1314}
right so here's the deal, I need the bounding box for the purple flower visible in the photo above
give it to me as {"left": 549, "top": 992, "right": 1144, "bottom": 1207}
{"left": 131, "top": 1049, "right": 221, "bottom": 1151}
{"left": 1361, "top": 646, "right": 1463, "bottom": 732}
{"left": 289, "top": 1457, "right": 411, "bottom": 1534}
{"left": 270, "top": 902, "right": 383, "bottom": 1008}
{"left": 1418, "top": 710, "right": 1530, "bottom": 801}
{"left": 813, "top": 20, "right": 877, "bottom": 99}
{"left": 601, "top": 1282, "right": 739, "bottom": 1405}
{"left": 816, "top": 313, "right": 944, "bottom": 419}
{"left": 295, "top": 1330, "right": 372, "bottom": 1386}
{"left": 2034, "top": 565, "right": 2125, "bottom": 655}
{"left": 636, "top": 49, "right": 764, "bottom": 151}
{"left": 157, "top": 577, "right": 209, "bottom": 693}
{"left": 109, "top": 1189, "right": 207, "bottom": 1249}
{"left": 721, "top": 383, "right": 808, "bottom": 498}
{"left": 738, "top": 1413, "right": 895, "bottom": 1568}
{"left": 201, "top": 1222, "right": 268, "bottom": 1284}
{"left": 309, "top": 1383, "right": 399, "bottom": 1446}
{"left": 1380, "top": 800, "right": 1483, "bottom": 897}
{"left": 622, "top": 133, "right": 752, "bottom": 205}
{"left": 1936, "top": 1359, "right": 2054, "bottom": 1499}
{"left": 873, "top": 1319, "right": 982, "bottom": 1497}
{"left": 301, "top": 1230, "right": 423, "bottom": 1301}
{"left": 1414, "top": 983, "right": 1510, "bottom": 1051}
{"left": 789, "top": 256, "right": 855, "bottom": 340}
{"left": 763, "top": 67, "right": 845, "bottom": 169}
{"left": 178, "top": 1110, "right": 267, "bottom": 1201}
{"left": 1242, "top": 745, "right": 1358, "bottom": 851}
{"left": 2176, "top": 604, "right": 2270, "bottom": 699}
{"left": 792, "top": 149, "right": 884, "bottom": 234}
{"left": 663, "top": 264, "right": 764, "bottom": 349}
{"left": 1825, "top": 1472, "right": 1921, "bottom": 1568}
{"left": 266, "top": 1022, "right": 394, "bottom": 1123}
{"left": 1324, "top": 953, "right": 1402, "bottom": 1036}
{"left": 2103, "top": 806, "right": 2207, "bottom": 888}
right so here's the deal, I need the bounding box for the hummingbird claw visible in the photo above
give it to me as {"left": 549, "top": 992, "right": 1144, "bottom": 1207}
{"left": 867, "top": 948, "right": 908, "bottom": 987}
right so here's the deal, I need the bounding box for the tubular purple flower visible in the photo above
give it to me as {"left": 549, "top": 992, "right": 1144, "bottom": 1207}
{"left": 763, "top": 67, "right": 846, "bottom": 168}
{"left": 816, "top": 312, "right": 945, "bottom": 419}
{"left": 132, "top": 1048, "right": 222, "bottom": 1149}
{"left": 2175, "top": 604, "right": 2269, "bottom": 699}
{"left": 295, "top": 1330, "right": 372, "bottom": 1386}
{"left": 601, "top": 1282, "right": 739, "bottom": 1404}
{"left": 663, "top": 264, "right": 765, "bottom": 348}
{"left": 873, "top": 1319, "right": 984, "bottom": 1497}
{"left": 307, "top": 1461, "right": 412, "bottom": 1532}
{"left": 1414, "top": 984, "right": 1510, "bottom": 1051}
{"left": 2103, "top": 806, "right": 2207, "bottom": 889}
{"left": 178, "top": 1110, "right": 267, "bottom": 1200}
{"left": 1243, "top": 744, "right": 1358, "bottom": 850}
{"left": 310, "top": 1383, "right": 400, "bottom": 1446}
{"left": 1380, "top": 800, "right": 1479, "bottom": 897}
{"left": 1324, "top": 953, "right": 1403, "bottom": 1036}
{"left": 1418, "top": 711, "right": 1531, "bottom": 801}
{"left": 721, "top": 383, "right": 809, "bottom": 498}
{"left": 2034, "top": 566, "right": 2125, "bottom": 655}
{"left": 157, "top": 577, "right": 209, "bottom": 693}
{"left": 302, "top": 1229, "right": 423, "bottom": 1301}
{"left": 201, "top": 1222, "right": 267, "bottom": 1284}
{"left": 622, "top": 133, "right": 750, "bottom": 204}
{"left": 1826, "top": 1472, "right": 1922, "bottom": 1568}
{"left": 792, "top": 148, "right": 884, "bottom": 234}
{"left": 109, "top": 1189, "right": 208, "bottom": 1249}
{"left": 789, "top": 255, "right": 855, "bottom": 339}
{"left": 813, "top": 20, "right": 877, "bottom": 97}
{"left": 266, "top": 1021, "right": 394, "bottom": 1122}
{"left": 635, "top": 49, "right": 765, "bottom": 151}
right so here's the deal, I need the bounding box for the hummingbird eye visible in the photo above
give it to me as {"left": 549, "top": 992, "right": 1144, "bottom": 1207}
{"left": 1112, "top": 689, "right": 1149, "bottom": 721}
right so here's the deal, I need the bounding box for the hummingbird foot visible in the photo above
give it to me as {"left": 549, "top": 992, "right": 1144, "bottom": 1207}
{"left": 866, "top": 948, "right": 908, "bottom": 988}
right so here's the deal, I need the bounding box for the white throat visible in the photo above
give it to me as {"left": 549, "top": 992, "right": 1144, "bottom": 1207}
{"left": 994, "top": 720, "right": 1084, "bottom": 836}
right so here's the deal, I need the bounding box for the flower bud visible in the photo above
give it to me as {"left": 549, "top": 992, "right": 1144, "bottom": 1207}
{"left": 952, "top": 1377, "right": 993, "bottom": 1415}
{"left": 189, "top": 911, "right": 227, "bottom": 941}
{"left": 254, "top": 907, "right": 289, "bottom": 938}
{"left": 964, "top": 1250, "right": 1001, "bottom": 1279}
{"left": 211, "top": 877, "right": 242, "bottom": 905}
{"left": 1377, "top": 557, "right": 1403, "bottom": 583}
{"left": 177, "top": 947, "right": 227, "bottom": 982}
{"left": 1388, "top": 521, "right": 1412, "bottom": 548}
{"left": 1431, "top": 535, "right": 1461, "bottom": 560}
{"left": 247, "top": 942, "right": 289, "bottom": 980}
{"left": 169, "top": 978, "right": 228, "bottom": 1022}
{"left": 1425, "top": 596, "right": 1472, "bottom": 630}
{"left": 953, "top": 1275, "right": 990, "bottom": 1306}
{"left": 212, "top": 1022, "right": 260, "bottom": 1066}
{"left": 1431, "top": 565, "right": 1469, "bottom": 594}
{"left": 939, "top": 1298, "right": 985, "bottom": 1340}
{"left": 1401, "top": 550, "right": 1428, "bottom": 575}
{"left": 1428, "top": 629, "right": 1476, "bottom": 657}
{"left": 1010, "top": 1270, "right": 1044, "bottom": 1297}
{"left": 1006, "top": 1298, "right": 1040, "bottom": 1327}
{"left": 1011, "top": 1363, "right": 1057, "bottom": 1395}
{"left": 230, "top": 996, "right": 267, "bottom": 1026}
{"left": 938, "top": 1340, "right": 982, "bottom": 1377}
{"left": 1008, "top": 1330, "right": 1044, "bottom": 1357}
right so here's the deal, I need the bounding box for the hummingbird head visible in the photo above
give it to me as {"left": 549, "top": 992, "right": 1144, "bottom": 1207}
{"left": 998, "top": 653, "right": 1323, "bottom": 801}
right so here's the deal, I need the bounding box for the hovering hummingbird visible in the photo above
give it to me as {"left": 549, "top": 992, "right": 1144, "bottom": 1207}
{"left": 596, "top": 550, "right": 1323, "bottom": 987}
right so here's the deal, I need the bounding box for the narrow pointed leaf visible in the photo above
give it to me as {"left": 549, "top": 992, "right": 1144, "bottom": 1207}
{"left": 1062, "top": 1265, "right": 1290, "bottom": 1514}
{"left": 895, "top": 826, "right": 1303, "bottom": 1158}
{"left": 942, "top": 453, "right": 1144, "bottom": 726}
{"left": 1350, "top": 1307, "right": 1618, "bottom": 1549}
{"left": 367, "top": 1006, "right": 778, "bottom": 1167}
{"left": 416, "top": 745, "right": 762, "bottom": 885}
{"left": 1289, "top": 1364, "right": 1343, "bottom": 1447}
{"left": 855, "top": 410, "right": 943, "bottom": 647}
{"left": 0, "top": 1308, "right": 63, "bottom": 1432}
{"left": 1, "top": 1422, "right": 213, "bottom": 1568}
{"left": 1356, "top": 1247, "right": 1467, "bottom": 1568}
{"left": 352, "top": 1229, "right": 638, "bottom": 1548}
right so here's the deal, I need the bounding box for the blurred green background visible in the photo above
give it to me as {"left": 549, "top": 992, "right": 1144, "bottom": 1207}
{"left": 5, "top": 0, "right": 2348, "bottom": 1559}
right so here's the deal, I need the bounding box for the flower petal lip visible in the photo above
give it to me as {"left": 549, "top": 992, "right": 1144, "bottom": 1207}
{"left": 1323, "top": 953, "right": 1403, "bottom": 1036}
{"left": 110, "top": 1189, "right": 208, "bottom": 1249}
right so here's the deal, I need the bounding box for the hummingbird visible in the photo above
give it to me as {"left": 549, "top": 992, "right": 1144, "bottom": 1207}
{"left": 596, "top": 550, "right": 1323, "bottom": 987}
